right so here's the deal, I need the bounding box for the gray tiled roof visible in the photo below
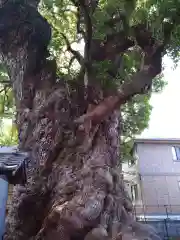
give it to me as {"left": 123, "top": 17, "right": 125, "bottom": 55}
{"left": 0, "top": 146, "right": 28, "bottom": 184}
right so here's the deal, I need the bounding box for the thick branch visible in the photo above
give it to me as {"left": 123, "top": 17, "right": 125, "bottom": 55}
{"left": 91, "top": 36, "right": 134, "bottom": 62}
{"left": 78, "top": 0, "right": 93, "bottom": 48}
{"left": 60, "top": 33, "right": 85, "bottom": 66}
{"left": 89, "top": 36, "right": 134, "bottom": 80}
{"left": 0, "top": 1, "right": 57, "bottom": 155}
{"left": 132, "top": 21, "right": 175, "bottom": 55}
{"left": 71, "top": 0, "right": 94, "bottom": 91}
{"left": 0, "top": 1, "right": 52, "bottom": 94}
{"left": 75, "top": 17, "right": 176, "bottom": 125}
{"left": 75, "top": 44, "right": 163, "bottom": 125}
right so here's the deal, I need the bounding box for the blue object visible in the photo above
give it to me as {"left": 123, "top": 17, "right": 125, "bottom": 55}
{"left": 0, "top": 176, "right": 8, "bottom": 239}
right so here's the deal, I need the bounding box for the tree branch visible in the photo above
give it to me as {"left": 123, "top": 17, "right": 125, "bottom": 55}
{"left": 60, "top": 32, "right": 85, "bottom": 66}
{"left": 74, "top": 10, "right": 175, "bottom": 125}
{"left": 162, "top": 20, "right": 175, "bottom": 46}
{"left": 91, "top": 36, "right": 134, "bottom": 62}
{"left": 78, "top": 0, "right": 92, "bottom": 63}
{"left": 75, "top": 21, "right": 176, "bottom": 126}
{"left": 71, "top": 0, "right": 94, "bottom": 92}
{"left": 74, "top": 43, "right": 163, "bottom": 125}
{"left": 132, "top": 21, "right": 175, "bottom": 56}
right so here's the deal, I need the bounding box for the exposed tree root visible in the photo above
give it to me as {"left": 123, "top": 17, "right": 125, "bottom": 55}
{"left": 5, "top": 106, "right": 160, "bottom": 240}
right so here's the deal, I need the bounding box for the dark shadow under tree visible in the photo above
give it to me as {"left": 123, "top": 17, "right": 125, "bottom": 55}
{"left": 0, "top": 0, "right": 176, "bottom": 239}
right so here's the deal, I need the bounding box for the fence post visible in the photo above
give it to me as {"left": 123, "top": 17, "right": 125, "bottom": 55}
{"left": 164, "top": 218, "right": 169, "bottom": 239}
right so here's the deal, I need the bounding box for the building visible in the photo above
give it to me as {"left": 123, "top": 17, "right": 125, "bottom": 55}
{"left": 123, "top": 138, "right": 180, "bottom": 218}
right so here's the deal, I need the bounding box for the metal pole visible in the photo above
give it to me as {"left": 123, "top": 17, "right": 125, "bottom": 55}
{"left": 139, "top": 174, "right": 147, "bottom": 223}
{"left": 164, "top": 205, "right": 170, "bottom": 239}
{"left": 164, "top": 218, "right": 169, "bottom": 239}
{"left": 0, "top": 175, "right": 9, "bottom": 239}
{"left": 165, "top": 205, "right": 169, "bottom": 219}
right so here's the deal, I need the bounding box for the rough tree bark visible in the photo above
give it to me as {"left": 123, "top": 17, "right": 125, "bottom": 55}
{"left": 0, "top": 0, "right": 172, "bottom": 239}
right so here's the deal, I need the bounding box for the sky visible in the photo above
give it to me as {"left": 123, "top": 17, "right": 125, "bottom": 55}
{"left": 140, "top": 55, "right": 180, "bottom": 138}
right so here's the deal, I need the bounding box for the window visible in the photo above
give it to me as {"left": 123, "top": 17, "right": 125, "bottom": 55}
{"left": 131, "top": 184, "right": 138, "bottom": 201}
{"left": 172, "top": 146, "right": 180, "bottom": 161}
{"left": 178, "top": 181, "right": 180, "bottom": 190}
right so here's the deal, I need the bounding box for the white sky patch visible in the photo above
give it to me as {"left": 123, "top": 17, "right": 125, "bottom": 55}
{"left": 141, "top": 55, "right": 180, "bottom": 138}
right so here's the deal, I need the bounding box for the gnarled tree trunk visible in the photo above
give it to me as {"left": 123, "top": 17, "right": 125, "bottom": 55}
{"left": 0, "top": 1, "right": 165, "bottom": 239}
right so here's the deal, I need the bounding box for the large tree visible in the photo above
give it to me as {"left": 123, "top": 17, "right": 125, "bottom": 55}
{"left": 0, "top": 0, "right": 179, "bottom": 239}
